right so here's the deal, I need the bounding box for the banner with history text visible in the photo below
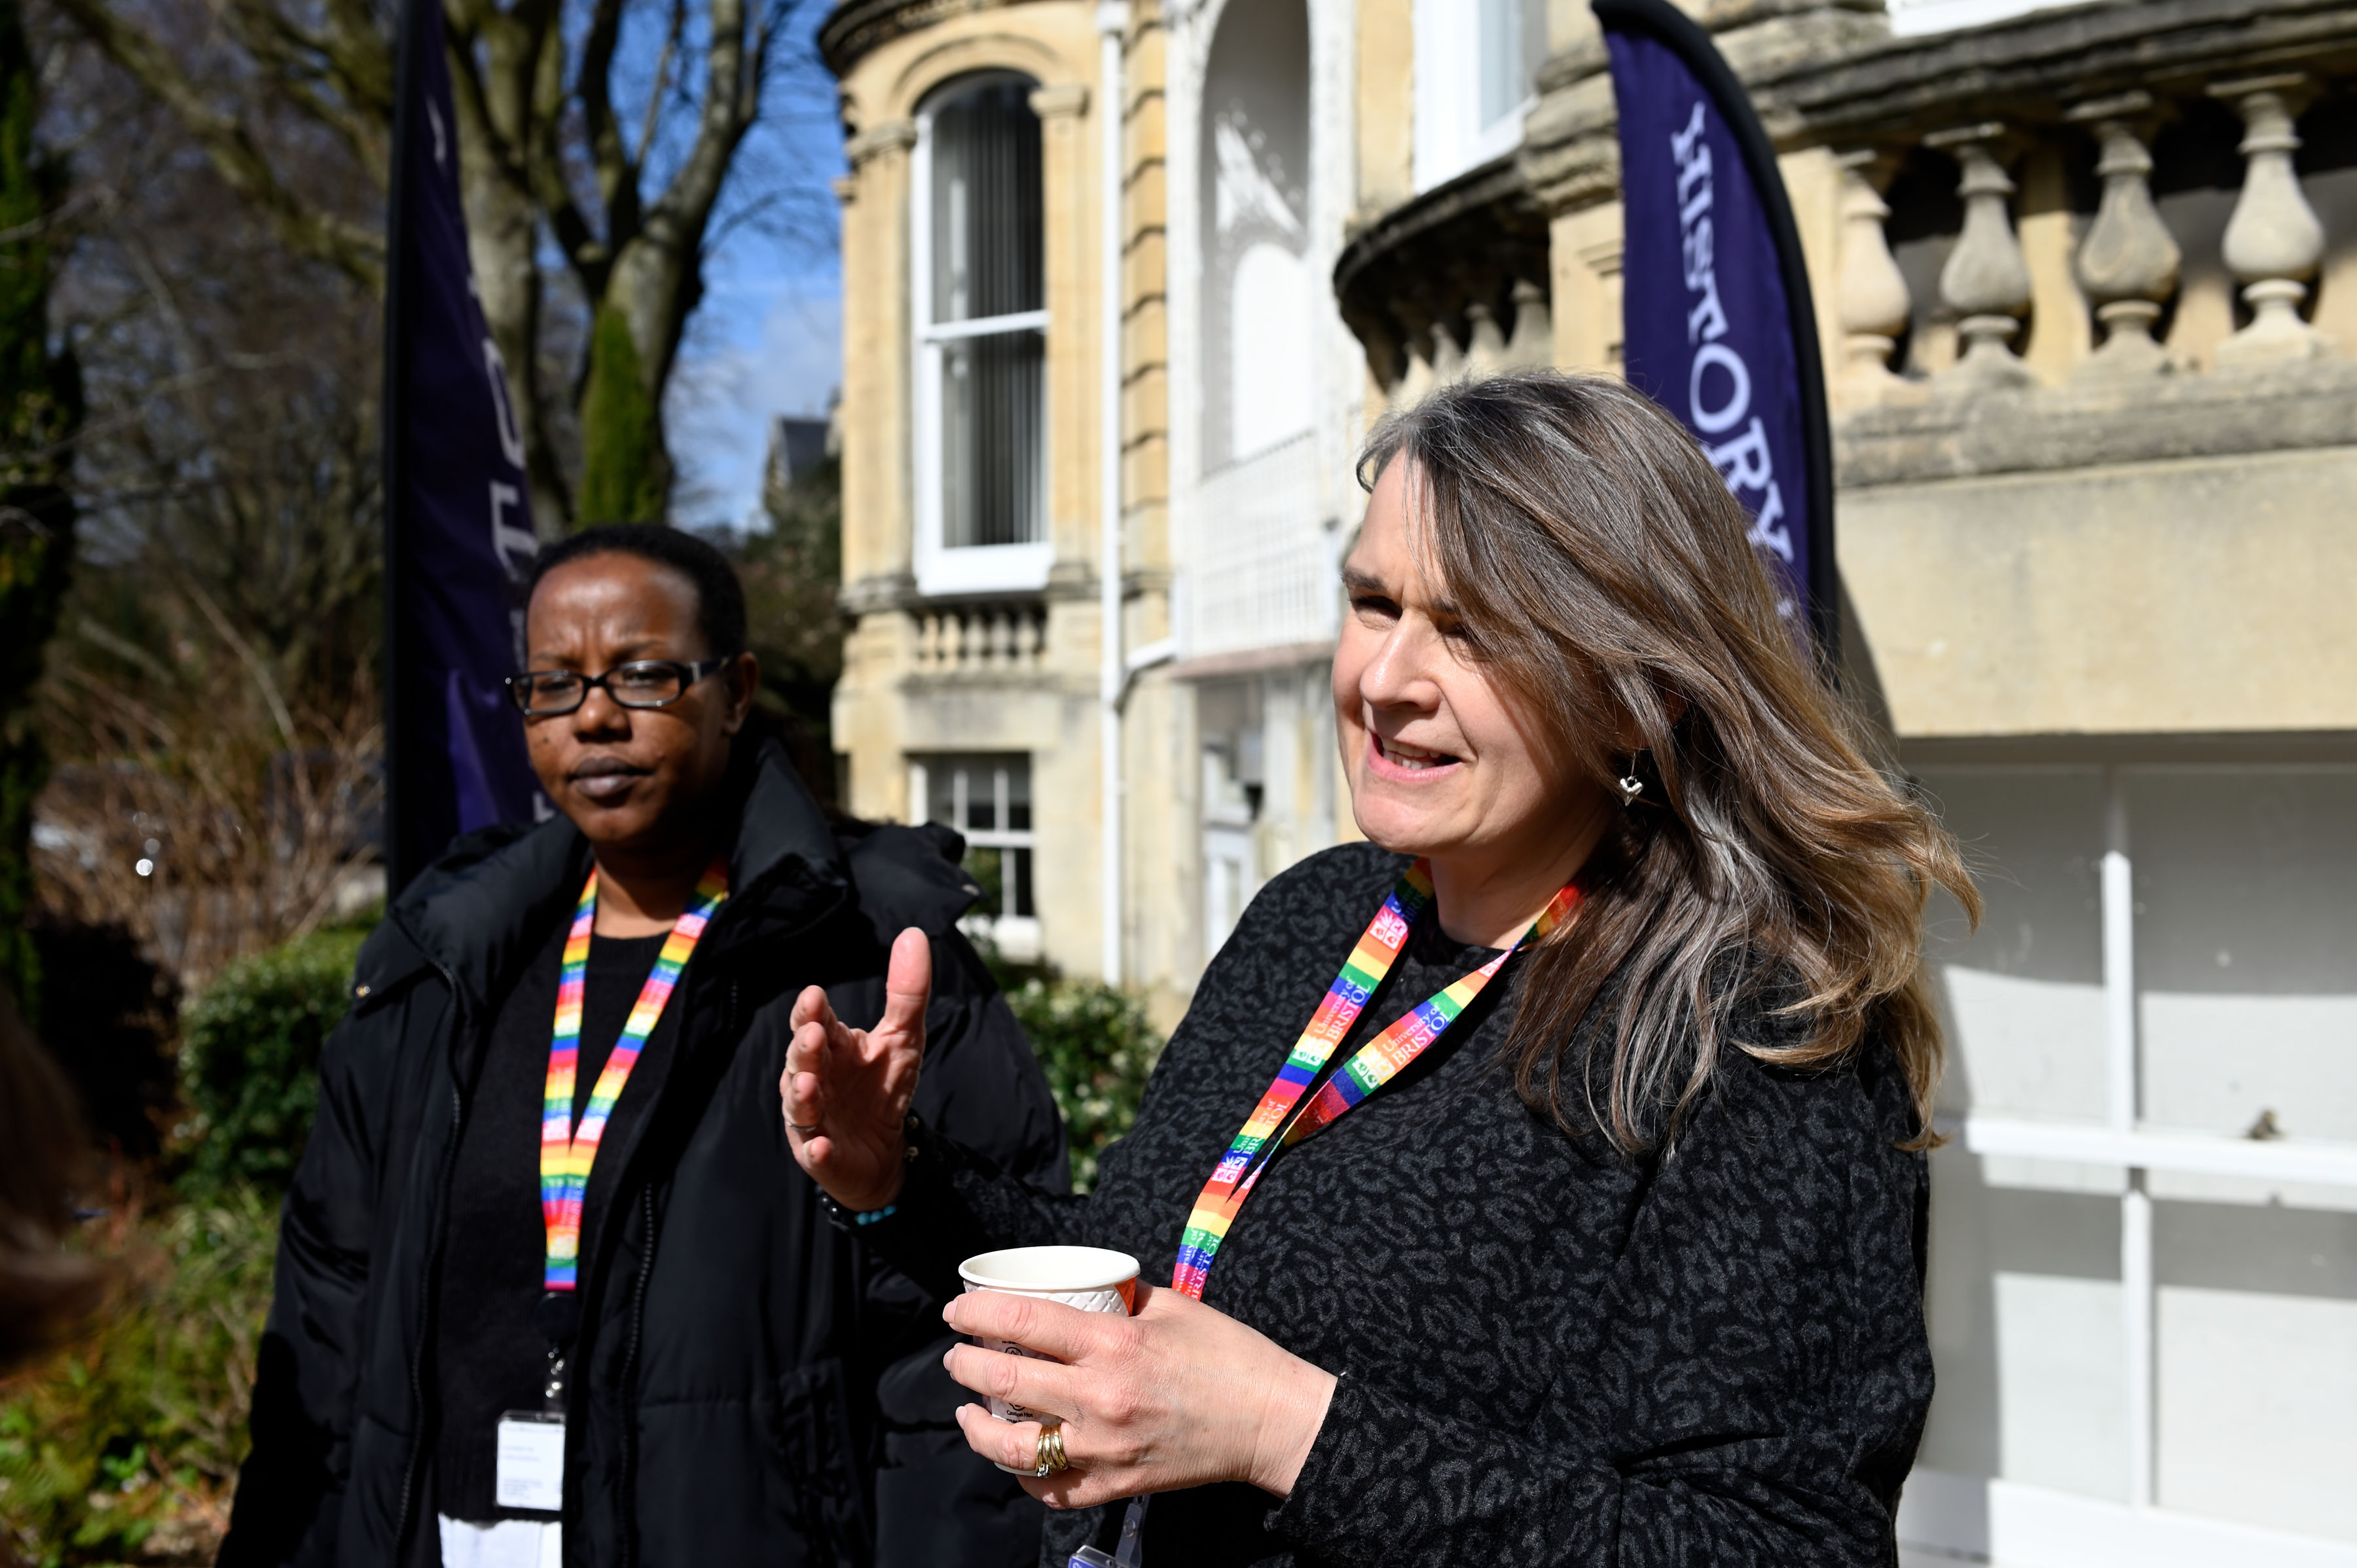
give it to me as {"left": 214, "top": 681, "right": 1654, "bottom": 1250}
{"left": 1595, "top": 0, "right": 1836, "bottom": 654}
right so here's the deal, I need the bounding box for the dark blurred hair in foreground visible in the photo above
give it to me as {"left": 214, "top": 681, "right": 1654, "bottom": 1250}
{"left": 0, "top": 983, "right": 107, "bottom": 1372}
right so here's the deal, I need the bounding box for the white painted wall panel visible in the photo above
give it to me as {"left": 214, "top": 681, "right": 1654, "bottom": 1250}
{"left": 2156, "top": 1286, "right": 2357, "bottom": 1542}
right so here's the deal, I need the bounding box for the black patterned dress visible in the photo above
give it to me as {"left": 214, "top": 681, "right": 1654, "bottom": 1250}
{"left": 858, "top": 841, "right": 1932, "bottom": 1568}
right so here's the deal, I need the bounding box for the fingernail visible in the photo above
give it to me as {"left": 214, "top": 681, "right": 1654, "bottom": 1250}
{"left": 941, "top": 1299, "right": 960, "bottom": 1328}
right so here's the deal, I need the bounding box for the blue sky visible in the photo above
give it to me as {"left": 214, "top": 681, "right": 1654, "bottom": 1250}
{"left": 663, "top": 1, "right": 847, "bottom": 531}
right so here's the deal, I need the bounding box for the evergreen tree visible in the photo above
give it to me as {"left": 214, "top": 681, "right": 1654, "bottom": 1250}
{"left": 576, "top": 305, "right": 665, "bottom": 524}
{"left": 0, "top": 0, "right": 79, "bottom": 1018}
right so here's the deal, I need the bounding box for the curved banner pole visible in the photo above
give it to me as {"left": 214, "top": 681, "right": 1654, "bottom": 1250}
{"left": 1592, "top": 0, "right": 1838, "bottom": 663}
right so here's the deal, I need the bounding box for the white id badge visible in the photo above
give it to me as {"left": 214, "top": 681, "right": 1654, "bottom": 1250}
{"left": 494, "top": 1413, "right": 566, "bottom": 1512}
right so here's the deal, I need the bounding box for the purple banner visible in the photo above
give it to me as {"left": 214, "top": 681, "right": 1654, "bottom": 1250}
{"left": 384, "top": 0, "right": 547, "bottom": 885}
{"left": 1598, "top": 0, "right": 1835, "bottom": 649}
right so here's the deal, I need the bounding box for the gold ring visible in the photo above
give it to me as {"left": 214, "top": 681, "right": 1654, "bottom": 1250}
{"left": 1031, "top": 1424, "right": 1070, "bottom": 1478}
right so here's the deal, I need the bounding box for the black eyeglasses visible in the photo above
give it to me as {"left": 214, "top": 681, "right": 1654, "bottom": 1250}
{"left": 504, "top": 658, "right": 730, "bottom": 717}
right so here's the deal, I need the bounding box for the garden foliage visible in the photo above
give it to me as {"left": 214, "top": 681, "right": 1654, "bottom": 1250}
{"left": 177, "top": 928, "right": 365, "bottom": 1201}
{"left": 0, "top": 1190, "right": 278, "bottom": 1567}
{"left": 1001, "top": 974, "right": 1164, "bottom": 1192}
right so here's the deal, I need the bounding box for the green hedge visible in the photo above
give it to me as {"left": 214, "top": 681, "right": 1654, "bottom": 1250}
{"left": 177, "top": 928, "right": 365, "bottom": 1201}
{"left": 1004, "top": 977, "right": 1163, "bottom": 1192}
{"left": 174, "top": 921, "right": 1163, "bottom": 1197}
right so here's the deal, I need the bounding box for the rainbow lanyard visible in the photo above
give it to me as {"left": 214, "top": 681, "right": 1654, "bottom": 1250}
{"left": 539, "top": 859, "right": 729, "bottom": 1292}
{"left": 1097, "top": 864, "right": 1580, "bottom": 1568}
{"left": 1170, "top": 859, "right": 1580, "bottom": 1301}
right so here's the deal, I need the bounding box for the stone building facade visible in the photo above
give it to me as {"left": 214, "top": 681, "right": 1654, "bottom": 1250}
{"left": 819, "top": 1, "right": 2357, "bottom": 1559}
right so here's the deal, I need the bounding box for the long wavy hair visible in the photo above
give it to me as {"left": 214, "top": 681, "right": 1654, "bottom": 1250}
{"left": 1359, "top": 372, "right": 1977, "bottom": 1152}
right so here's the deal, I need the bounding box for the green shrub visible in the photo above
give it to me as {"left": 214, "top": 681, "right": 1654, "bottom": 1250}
{"left": 0, "top": 1190, "right": 278, "bottom": 1567}
{"left": 1004, "top": 976, "right": 1163, "bottom": 1192}
{"left": 177, "top": 928, "right": 365, "bottom": 1201}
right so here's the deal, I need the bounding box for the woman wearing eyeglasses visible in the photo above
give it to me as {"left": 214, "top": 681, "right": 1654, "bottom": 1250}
{"left": 222, "top": 526, "right": 1070, "bottom": 1568}
{"left": 786, "top": 374, "right": 1977, "bottom": 1568}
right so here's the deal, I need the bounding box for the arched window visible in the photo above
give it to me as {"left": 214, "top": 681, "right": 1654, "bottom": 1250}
{"left": 1201, "top": 0, "right": 1310, "bottom": 469}
{"left": 913, "top": 73, "right": 1048, "bottom": 594}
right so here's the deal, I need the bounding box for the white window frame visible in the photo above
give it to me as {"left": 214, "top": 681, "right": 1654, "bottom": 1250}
{"left": 912, "top": 77, "right": 1053, "bottom": 598}
{"left": 1412, "top": 0, "right": 1539, "bottom": 193}
{"left": 909, "top": 754, "right": 1042, "bottom": 960}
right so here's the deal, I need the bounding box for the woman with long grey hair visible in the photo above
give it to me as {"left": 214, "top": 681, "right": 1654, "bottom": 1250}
{"left": 786, "top": 371, "right": 1977, "bottom": 1567}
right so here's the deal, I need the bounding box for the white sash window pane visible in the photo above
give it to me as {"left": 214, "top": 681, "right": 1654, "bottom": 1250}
{"left": 939, "top": 329, "right": 1045, "bottom": 549}
{"left": 1477, "top": 0, "right": 1544, "bottom": 130}
{"left": 918, "top": 75, "right": 1048, "bottom": 572}
{"left": 919, "top": 752, "right": 1037, "bottom": 925}
{"left": 930, "top": 80, "right": 1042, "bottom": 323}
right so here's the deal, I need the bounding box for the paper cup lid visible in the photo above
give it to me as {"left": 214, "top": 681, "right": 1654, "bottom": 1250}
{"left": 959, "top": 1245, "right": 1141, "bottom": 1293}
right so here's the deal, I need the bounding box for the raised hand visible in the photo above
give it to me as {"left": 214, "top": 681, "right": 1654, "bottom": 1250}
{"left": 782, "top": 926, "right": 931, "bottom": 1212}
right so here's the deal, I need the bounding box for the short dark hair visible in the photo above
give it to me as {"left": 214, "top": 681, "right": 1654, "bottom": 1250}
{"left": 526, "top": 524, "right": 748, "bottom": 659}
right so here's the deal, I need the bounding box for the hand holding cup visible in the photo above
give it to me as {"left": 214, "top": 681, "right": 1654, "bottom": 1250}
{"left": 943, "top": 1254, "right": 1339, "bottom": 1509}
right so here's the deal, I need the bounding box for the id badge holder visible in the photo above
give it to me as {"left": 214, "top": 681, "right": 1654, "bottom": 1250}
{"left": 494, "top": 1410, "right": 566, "bottom": 1512}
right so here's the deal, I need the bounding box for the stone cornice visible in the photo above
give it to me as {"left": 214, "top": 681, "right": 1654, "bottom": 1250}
{"left": 1518, "top": 0, "right": 2357, "bottom": 218}
{"left": 1752, "top": 0, "right": 2357, "bottom": 144}
{"left": 820, "top": 0, "right": 1020, "bottom": 79}
{"left": 1836, "top": 358, "right": 2357, "bottom": 488}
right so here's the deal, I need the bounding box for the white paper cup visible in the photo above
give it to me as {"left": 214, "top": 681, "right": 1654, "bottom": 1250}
{"left": 959, "top": 1246, "right": 1140, "bottom": 1471}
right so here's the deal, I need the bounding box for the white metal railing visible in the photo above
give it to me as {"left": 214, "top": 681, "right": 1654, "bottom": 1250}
{"left": 1184, "top": 432, "right": 1331, "bottom": 657}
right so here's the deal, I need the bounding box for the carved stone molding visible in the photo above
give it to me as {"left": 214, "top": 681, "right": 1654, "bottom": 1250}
{"left": 1029, "top": 83, "right": 1091, "bottom": 120}
{"left": 1334, "top": 157, "right": 1551, "bottom": 397}
{"left": 844, "top": 120, "right": 918, "bottom": 166}
{"left": 820, "top": 0, "right": 1014, "bottom": 78}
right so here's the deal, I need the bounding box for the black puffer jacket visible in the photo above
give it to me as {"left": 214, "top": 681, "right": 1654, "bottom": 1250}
{"left": 219, "top": 742, "right": 1068, "bottom": 1568}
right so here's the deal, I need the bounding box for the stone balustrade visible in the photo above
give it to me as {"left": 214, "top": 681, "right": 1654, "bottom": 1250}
{"left": 1829, "top": 64, "right": 2352, "bottom": 407}
{"left": 909, "top": 600, "right": 1048, "bottom": 674}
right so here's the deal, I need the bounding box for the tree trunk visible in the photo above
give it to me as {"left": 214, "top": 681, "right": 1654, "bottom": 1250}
{"left": 0, "top": 0, "right": 79, "bottom": 1017}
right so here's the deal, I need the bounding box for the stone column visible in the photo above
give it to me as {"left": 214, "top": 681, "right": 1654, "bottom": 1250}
{"left": 1465, "top": 300, "right": 1508, "bottom": 374}
{"left": 1429, "top": 318, "right": 1467, "bottom": 384}
{"left": 2212, "top": 75, "right": 2330, "bottom": 365}
{"left": 839, "top": 120, "right": 918, "bottom": 587}
{"left": 2070, "top": 93, "right": 2180, "bottom": 378}
{"left": 1391, "top": 304, "right": 1436, "bottom": 407}
{"left": 1833, "top": 149, "right": 1911, "bottom": 405}
{"left": 1503, "top": 279, "right": 1554, "bottom": 368}
{"left": 1928, "top": 123, "right": 2037, "bottom": 390}
{"left": 1029, "top": 82, "right": 1094, "bottom": 564}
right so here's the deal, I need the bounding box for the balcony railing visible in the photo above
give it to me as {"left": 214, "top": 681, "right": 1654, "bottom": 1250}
{"left": 1833, "top": 77, "right": 2347, "bottom": 409}
{"left": 909, "top": 599, "right": 1048, "bottom": 674}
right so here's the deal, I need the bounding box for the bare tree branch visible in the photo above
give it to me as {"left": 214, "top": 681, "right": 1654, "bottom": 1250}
{"left": 48, "top": 0, "right": 385, "bottom": 288}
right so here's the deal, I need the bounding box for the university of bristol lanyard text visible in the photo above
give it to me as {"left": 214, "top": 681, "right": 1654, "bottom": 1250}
{"left": 1084, "top": 859, "right": 1582, "bottom": 1568}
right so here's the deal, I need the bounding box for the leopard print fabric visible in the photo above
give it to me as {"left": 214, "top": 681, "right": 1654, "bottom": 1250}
{"left": 869, "top": 841, "right": 1931, "bottom": 1568}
